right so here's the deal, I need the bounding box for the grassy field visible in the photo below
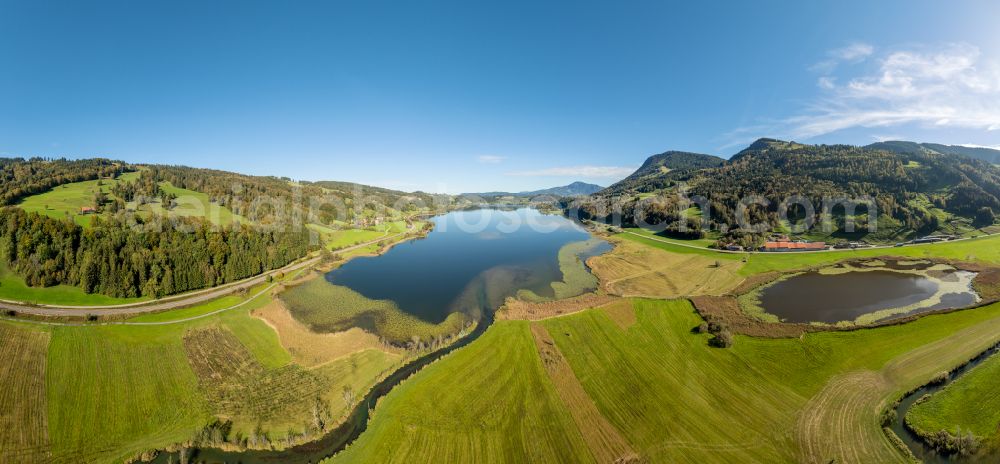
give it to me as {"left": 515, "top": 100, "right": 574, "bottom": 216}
{"left": 0, "top": 246, "right": 147, "bottom": 306}
{"left": 0, "top": 272, "right": 401, "bottom": 463}
{"left": 148, "top": 181, "right": 242, "bottom": 226}
{"left": 0, "top": 323, "right": 51, "bottom": 463}
{"left": 330, "top": 321, "right": 597, "bottom": 463}
{"left": 591, "top": 235, "right": 744, "bottom": 298}
{"left": 46, "top": 323, "right": 211, "bottom": 463}
{"left": 624, "top": 226, "right": 720, "bottom": 248}
{"left": 13, "top": 173, "right": 242, "bottom": 228}
{"left": 328, "top": 298, "right": 1000, "bottom": 463}
{"left": 307, "top": 222, "right": 403, "bottom": 250}
{"left": 182, "top": 326, "right": 397, "bottom": 440}
{"left": 906, "top": 351, "right": 1000, "bottom": 442}
{"left": 17, "top": 171, "right": 140, "bottom": 227}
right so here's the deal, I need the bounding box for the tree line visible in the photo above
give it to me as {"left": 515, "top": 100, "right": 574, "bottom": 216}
{"left": 0, "top": 157, "right": 127, "bottom": 206}
{"left": 0, "top": 207, "right": 314, "bottom": 298}
{"left": 568, "top": 139, "right": 1000, "bottom": 244}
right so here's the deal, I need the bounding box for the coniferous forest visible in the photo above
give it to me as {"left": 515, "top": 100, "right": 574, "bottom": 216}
{"left": 0, "top": 207, "right": 312, "bottom": 298}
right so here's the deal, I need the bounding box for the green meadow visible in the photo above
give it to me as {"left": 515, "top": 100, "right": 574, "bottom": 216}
{"left": 148, "top": 181, "right": 244, "bottom": 226}
{"left": 906, "top": 351, "right": 1000, "bottom": 443}
{"left": 330, "top": 297, "right": 1000, "bottom": 463}
{"left": 0, "top": 276, "right": 397, "bottom": 464}
{"left": 17, "top": 171, "right": 141, "bottom": 227}
{"left": 307, "top": 219, "right": 412, "bottom": 251}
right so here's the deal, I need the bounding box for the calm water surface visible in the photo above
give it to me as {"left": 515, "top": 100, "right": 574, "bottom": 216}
{"left": 759, "top": 270, "right": 976, "bottom": 323}
{"left": 326, "top": 208, "right": 601, "bottom": 323}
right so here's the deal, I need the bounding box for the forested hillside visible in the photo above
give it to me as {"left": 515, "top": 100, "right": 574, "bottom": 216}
{"left": 0, "top": 158, "right": 129, "bottom": 206}
{"left": 868, "top": 141, "right": 1000, "bottom": 165}
{"left": 572, "top": 139, "right": 1000, "bottom": 245}
{"left": 149, "top": 166, "right": 441, "bottom": 225}
{"left": 0, "top": 159, "right": 444, "bottom": 300}
{"left": 601, "top": 150, "right": 724, "bottom": 195}
{"left": 0, "top": 207, "right": 311, "bottom": 298}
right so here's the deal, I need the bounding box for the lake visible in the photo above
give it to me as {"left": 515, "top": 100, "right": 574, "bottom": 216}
{"left": 324, "top": 208, "right": 607, "bottom": 324}
{"left": 757, "top": 264, "right": 979, "bottom": 324}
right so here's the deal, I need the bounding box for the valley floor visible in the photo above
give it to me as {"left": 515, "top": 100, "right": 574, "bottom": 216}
{"left": 6, "top": 227, "right": 1000, "bottom": 463}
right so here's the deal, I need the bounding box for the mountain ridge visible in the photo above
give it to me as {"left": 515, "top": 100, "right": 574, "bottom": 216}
{"left": 574, "top": 138, "right": 1000, "bottom": 245}
{"left": 464, "top": 181, "right": 603, "bottom": 198}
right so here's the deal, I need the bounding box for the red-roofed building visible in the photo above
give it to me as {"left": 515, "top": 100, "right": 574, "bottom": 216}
{"left": 80, "top": 206, "right": 96, "bottom": 214}
{"left": 762, "top": 241, "right": 826, "bottom": 252}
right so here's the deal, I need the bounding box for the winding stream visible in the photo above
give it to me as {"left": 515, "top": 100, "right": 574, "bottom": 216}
{"left": 891, "top": 342, "right": 1000, "bottom": 463}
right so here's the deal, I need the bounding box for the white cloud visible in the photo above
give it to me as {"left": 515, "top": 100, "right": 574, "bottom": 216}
{"left": 810, "top": 42, "right": 874, "bottom": 73}
{"left": 958, "top": 143, "right": 1000, "bottom": 150}
{"left": 871, "top": 134, "right": 905, "bottom": 142}
{"left": 477, "top": 155, "right": 506, "bottom": 164}
{"left": 730, "top": 43, "right": 1000, "bottom": 144}
{"left": 507, "top": 165, "right": 636, "bottom": 178}
{"left": 832, "top": 42, "right": 874, "bottom": 61}
{"left": 817, "top": 76, "right": 836, "bottom": 89}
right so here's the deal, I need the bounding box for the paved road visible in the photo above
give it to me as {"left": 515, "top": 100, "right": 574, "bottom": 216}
{"left": 1, "top": 228, "right": 414, "bottom": 318}
{"left": 622, "top": 230, "right": 996, "bottom": 255}
{"left": 0, "top": 281, "right": 281, "bottom": 327}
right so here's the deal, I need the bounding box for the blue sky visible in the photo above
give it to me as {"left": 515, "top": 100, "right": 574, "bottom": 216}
{"left": 2, "top": 0, "right": 999, "bottom": 193}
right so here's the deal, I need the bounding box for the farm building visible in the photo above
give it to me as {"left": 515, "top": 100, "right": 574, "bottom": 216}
{"left": 762, "top": 241, "right": 827, "bottom": 252}
{"left": 79, "top": 206, "right": 97, "bottom": 214}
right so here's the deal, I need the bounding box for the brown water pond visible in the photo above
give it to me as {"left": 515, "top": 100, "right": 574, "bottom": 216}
{"left": 756, "top": 262, "right": 979, "bottom": 324}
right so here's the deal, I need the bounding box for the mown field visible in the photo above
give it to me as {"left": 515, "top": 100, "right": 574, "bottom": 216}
{"left": 0, "top": 275, "right": 400, "bottom": 463}
{"left": 330, "top": 321, "right": 597, "bottom": 463}
{"left": 906, "top": 350, "right": 1000, "bottom": 444}
{"left": 590, "top": 235, "right": 744, "bottom": 298}
{"left": 329, "top": 298, "right": 1000, "bottom": 463}
{"left": 0, "top": 323, "right": 51, "bottom": 463}
{"left": 46, "top": 323, "right": 211, "bottom": 463}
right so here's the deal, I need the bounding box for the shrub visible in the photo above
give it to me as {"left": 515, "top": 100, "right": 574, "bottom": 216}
{"left": 707, "top": 320, "right": 727, "bottom": 335}
{"left": 880, "top": 407, "right": 896, "bottom": 426}
{"left": 925, "top": 428, "right": 980, "bottom": 456}
{"left": 709, "top": 329, "right": 734, "bottom": 348}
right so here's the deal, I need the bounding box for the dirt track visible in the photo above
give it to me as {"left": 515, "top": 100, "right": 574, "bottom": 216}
{"left": 796, "top": 313, "right": 1000, "bottom": 463}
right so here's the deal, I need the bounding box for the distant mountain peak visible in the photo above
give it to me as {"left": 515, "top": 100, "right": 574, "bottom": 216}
{"left": 462, "top": 181, "right": 603, "bottom": 198}
{"left": 600, "top": 149, "right": 724, "bottom": 195}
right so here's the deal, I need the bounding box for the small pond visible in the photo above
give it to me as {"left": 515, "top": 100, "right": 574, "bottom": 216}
{"left": 756, "top": 261, "right": 979, "bottom": 324}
